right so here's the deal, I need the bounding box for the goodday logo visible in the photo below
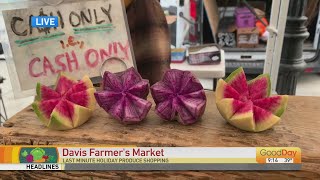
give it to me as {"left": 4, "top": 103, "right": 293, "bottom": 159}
{"left": 19, "top": 147, "right": 58, "bottom": 163}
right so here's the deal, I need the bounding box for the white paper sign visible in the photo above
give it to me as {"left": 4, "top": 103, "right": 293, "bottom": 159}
{"left": 1, "top": 0, "right": 135, "bottom": 97}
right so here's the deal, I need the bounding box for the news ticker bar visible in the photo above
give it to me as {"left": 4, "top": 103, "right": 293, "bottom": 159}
{"left": 0, "top": 163, "right": 301, "bottom": 171}
{"left": 0, "top": 146, "right": 301, "bottom": 171}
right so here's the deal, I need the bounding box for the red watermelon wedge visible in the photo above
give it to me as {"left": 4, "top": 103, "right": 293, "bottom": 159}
{"left": 215, "top": 67, "right": 288, "bottom": 132}
{"left": 32, "top": 73, "right": 96, "bottom": 130}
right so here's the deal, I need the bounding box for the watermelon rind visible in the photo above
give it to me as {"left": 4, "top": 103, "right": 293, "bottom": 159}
{"left": 216, "top": 98, "right": 282, "bottom": 132}
{"left": 81, "top": 75, "right": 94, "bottom": 89}
{"left": 32, "top": 73, "right": 96, "bottom": 131}
{"left": 229, "top": 111, "right": 255, "bottom": 132}
{"left": 274, "top": 95, "right": 288, "bottom": 117}
{"left": 253, "top": 95, "right": 288, "bottom": 117}
{"left": 217, "top": 98, "right": 255, "bottom": 131}
{"left": 224, "top": 67, "right": 249, "bottom": 98}
{"left": 225, "top": 67, "right": 244, "bottom": 83}
{"left": 35, "top": 83, "right": 41, "bottom": 101}
{"left": 48, "top": 115, "right": 73, "bottom": 130}
{"left": 215, "top": 79, "right": 241, "bottom": 102}
{"left": 35, "top": 83, "right": 61, "bottom": 101}
{"left": 68, "top": 102, "right": 93, "bottom": 128}
{"left": 32, "top": 101, "right": 50, "bottom": 127}
{"left": 215, "top": 67, "right": 288, "bottom": 132}
{"left": 253, "top": 106, "right": 281, "bottom": 132}
{"left": 216, "top": 98, "right": 238, "bottom": 120}
{"left": 48, "top": 100, "right": 74, "bottom": 130}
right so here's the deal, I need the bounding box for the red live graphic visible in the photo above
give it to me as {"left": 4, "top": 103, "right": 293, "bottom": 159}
{"left": 28, "top": 41, "right": 130, "bottom": 77}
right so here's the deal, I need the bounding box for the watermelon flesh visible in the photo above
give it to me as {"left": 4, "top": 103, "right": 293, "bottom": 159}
{"left": 216, "top": 67, "right": 288, "bottom": 132}
{"left": 94, "top": 67, "right": 152, "bottom": 124}
{"left": 151, "top": 69, "right": 206, "bottom": 125}
{"left": 32, "top": 74, "right": 96, "bottom": 130}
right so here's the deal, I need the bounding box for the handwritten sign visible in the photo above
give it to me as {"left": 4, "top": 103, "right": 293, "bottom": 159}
{"left": 2, "top": 0, "right": 135, "bottom": 97}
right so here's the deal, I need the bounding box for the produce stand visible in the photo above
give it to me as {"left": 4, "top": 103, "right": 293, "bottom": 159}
{"left": 0, "top": 91, "right": 319, "bottom": 178}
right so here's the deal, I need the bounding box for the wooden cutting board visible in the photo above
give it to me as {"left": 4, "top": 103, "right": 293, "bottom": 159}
{"left": 1, "top": 91, "right": 320, "bottom": 179}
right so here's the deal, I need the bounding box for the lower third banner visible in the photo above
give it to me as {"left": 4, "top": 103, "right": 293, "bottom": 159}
{"left": 0, "top": 146, "right": 301, "bottom": 170}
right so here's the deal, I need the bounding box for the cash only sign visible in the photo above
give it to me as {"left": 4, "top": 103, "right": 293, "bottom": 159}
{"left": 1, "top": 0, "right": 135, "bottom": 98}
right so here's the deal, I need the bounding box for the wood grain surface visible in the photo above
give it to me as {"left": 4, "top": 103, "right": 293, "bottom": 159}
{"left": 0, "top": 91, "right": 320, "bottom": 179}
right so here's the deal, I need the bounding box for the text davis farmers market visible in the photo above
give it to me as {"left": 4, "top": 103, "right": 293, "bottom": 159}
{"left": 62, "top": 148, "right": 165, "bottom": 157}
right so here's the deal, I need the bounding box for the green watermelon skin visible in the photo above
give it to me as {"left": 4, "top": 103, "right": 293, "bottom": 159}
{"left": 35, "top": 83, "right": 60, "bottom": 101}
{"left": 215, "top": 67, "right": 288, "bottom": 132}
{"left": 32, "top": 74, "right": 96, "bottom": 130}
{"left": 32, "top": 102, "right": 51, "bottom": 127}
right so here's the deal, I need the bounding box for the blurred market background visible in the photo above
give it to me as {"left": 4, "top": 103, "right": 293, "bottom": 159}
{"left": 1, "top": 0, "right": 320, "bottom": 121}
